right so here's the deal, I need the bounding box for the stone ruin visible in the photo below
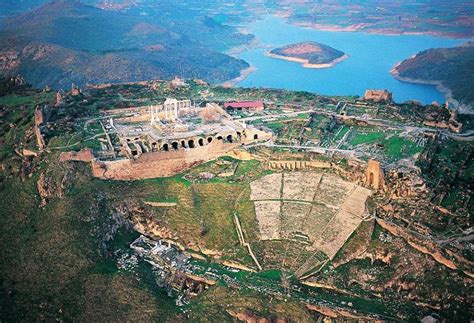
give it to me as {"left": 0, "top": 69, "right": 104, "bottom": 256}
{"left": 72, "top": 98, "right": 273, "bottom": 180}
{"left": 33, "top": 105, "right": 52, "bottom": 150}
{"left": 265, "top": 160, "right": 332, "bottom": 171}
{"left": 149, "top": 98, "right": 192, "bottom": 123}
{"left": 422, "top": 106, "right": 463, "bottom": 133}
{"left": 365, "top": 159, "right": 385, "bottom": 191}
{"left": 363, "top": 89, "right": 393, "bottom": 103}
{"left": 249, "top": 171, "right": 373, "bottom": 276}
{"left": 70, "top": 83, "right": 81, "bottom": 96}
{"left": 169, "top": 76, "right": 187, "bottom": 88}
{"left": 448, "top": 109, "right": 463, "bottom": 133}
{"left": 55, "top": 90, "right": 64, "bottom": 106}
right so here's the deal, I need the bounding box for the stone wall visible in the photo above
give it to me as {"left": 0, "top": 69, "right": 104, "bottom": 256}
{"left": 91, "top": 140, "right": 241, "bottom": 180}
{"left": 363, "top": 89, "right": 393, "bottom": 102}
{"left": 34, "top": 125, "right": 45, "bottom": 150}
{"left": 265, "top": 160, "right": 332, "bottom": 170}
{"left": 33, "top": 106, "right": 50, "bottom": 150}
{"left": 59, "top": 149, "right": 94, "bottom": 162}
{"left": 59, "top": 125, "right": 271, "bottom": 180}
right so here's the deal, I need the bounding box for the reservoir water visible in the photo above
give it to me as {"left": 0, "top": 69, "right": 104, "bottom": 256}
{"left": 237, "top": 16, "right": 468, "bottom": 104}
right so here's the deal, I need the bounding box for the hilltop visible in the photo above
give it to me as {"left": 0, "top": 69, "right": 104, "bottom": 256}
{"left": 392, "top": 42, "right": 474, "bottom": 111}
{"left": 1, "top": 77, "right": 472, "bottom": 321}
{"left": 0, "top": 0, "right": 251, "bottom": 89}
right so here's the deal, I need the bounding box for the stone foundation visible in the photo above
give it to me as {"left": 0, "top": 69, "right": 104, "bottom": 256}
{"left": 59, "top": 149, "right": 94, "bottom": 162}
{"left": 91, "top": 140, "right": 240, "bottom": 180}
{"left": 265, "top": 160, "right": 332, "bottom": 170}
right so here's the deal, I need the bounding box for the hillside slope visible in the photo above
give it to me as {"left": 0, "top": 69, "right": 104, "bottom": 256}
{"left": 392, "top": 42, "right": 474, "bottom": 110}
{"left": 0, "top": 0, "right": 251, "bottom": 89}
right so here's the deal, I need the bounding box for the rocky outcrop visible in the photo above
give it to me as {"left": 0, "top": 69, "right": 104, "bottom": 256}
{"left": 305, "top": 303, "right": 375, "bottom": 320}
{"left": 22, "top": 149, "right": 38, "bottom": 157}
{"left": 221, "top": 261, "right": 256, "bottom": 272}
{"left": 384, "top": 168, "right": 427, "bottom": 199}
{"left": 376, "top": 218, "right": 458, "bottom": 271}
{"left": 227, "top": 310, "right": 286, "bottom": 323}
{"left": 305, "top": 304, "right": 338, "bottom": 318}
{"left": 36, "top": 168, "right": 74, "bottom": 207}
{"left": 143, "top": 201, "right": 177, "bottom": 207}
{"left": 34, "top": 108, "right": 45, "bottom": 150}
{"left": 301, "top": 281, "right": 353, "bottom": 296}
{"left": 0, "top": 50, "right": 20, "bottom": 71}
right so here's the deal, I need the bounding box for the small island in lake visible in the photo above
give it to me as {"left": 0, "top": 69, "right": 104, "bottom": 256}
{"left": 267, "top": 41, "right": 348, "bottom": 68}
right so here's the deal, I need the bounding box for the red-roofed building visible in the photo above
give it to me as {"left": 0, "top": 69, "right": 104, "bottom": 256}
{"left": 224, "top": 101, "right": 264, "bottom": 113}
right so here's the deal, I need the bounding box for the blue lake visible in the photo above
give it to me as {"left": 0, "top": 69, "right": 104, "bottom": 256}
{"left": 237, "top": 16, "right": 468, "bottom": 104}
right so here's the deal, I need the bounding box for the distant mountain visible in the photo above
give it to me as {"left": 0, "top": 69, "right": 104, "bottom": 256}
{"left": 0, "top": 0, "right": 49, "bottom": 18}
{"left": 0, "top": 0, "right": 251, "bottom": 89}
{"left": 266, "top": 0, "right": 474, "bottom": 38}
{"left": 3, "top": 0, "right": 472, "bottom": 39}
{"left": 392, "top": 42, "right": 474, "bottom": 110}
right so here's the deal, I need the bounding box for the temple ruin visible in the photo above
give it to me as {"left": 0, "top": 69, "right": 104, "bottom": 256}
{"left": 81, "top": 98, "right": 273, "bottom": 179}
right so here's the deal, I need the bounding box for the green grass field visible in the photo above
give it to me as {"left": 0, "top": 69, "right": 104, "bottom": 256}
{"left": 0, "top": 92, "right": 52, "bottom": 107}
{"left": 343, "top": 128, "right": 422, "bottom": 161}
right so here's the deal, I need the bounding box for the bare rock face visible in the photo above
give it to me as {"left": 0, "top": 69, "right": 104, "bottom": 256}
{"left": 127, "top": 202, "right": 183, "bottom": 244}
{"left": 36, "top": 167, "right": 74, "bottom": 207}
{"left": 376, "top": 218, "right": 458, "bottom": 271}
{"left": 385, "top": 169, "right": 427, "bottom": 199}
{"left": 22, "top": 149, "right": 38, "bottom": 157}
{"left": 421, "top": 315, "right": 441, "bottom": 323}
{"left": 37, "top": 173, "right": 54, "bottom": 207}
{"left": 98, "top": 203, "right": 134, "bottom": 252}
{"left": 0, "top": 50, "right": 20, "bottom": 72}
{"left": 227, "top": 310, "right": 286, "bottom": 323}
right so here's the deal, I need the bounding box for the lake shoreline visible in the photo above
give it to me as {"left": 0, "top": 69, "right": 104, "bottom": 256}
{"left": 232, "top": 15, "right": 464, "bottom": 104}
{"left": 390, "top": 62, "right": 454, "bottom": 105}
{"left": 265, "top": 51, "right": 349, "bottom": 69}
{"left": 222, "top": 37, "right": 263, "bottom": 88}
{"left": 221, "top": 65, "right": 257, "bottom": 88}
{"left": 225, "top": 37, "right": 265, "bottom": 58}
{"left": 291, "top": 21, "right": 469, "bottom": 39}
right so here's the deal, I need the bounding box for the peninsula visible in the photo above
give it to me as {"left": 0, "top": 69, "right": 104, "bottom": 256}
{"left": 391, "top": 42, "right": 474, "bottom": 111}
{"left": 267, "top": 41, "right": 348, "bottom": 68}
